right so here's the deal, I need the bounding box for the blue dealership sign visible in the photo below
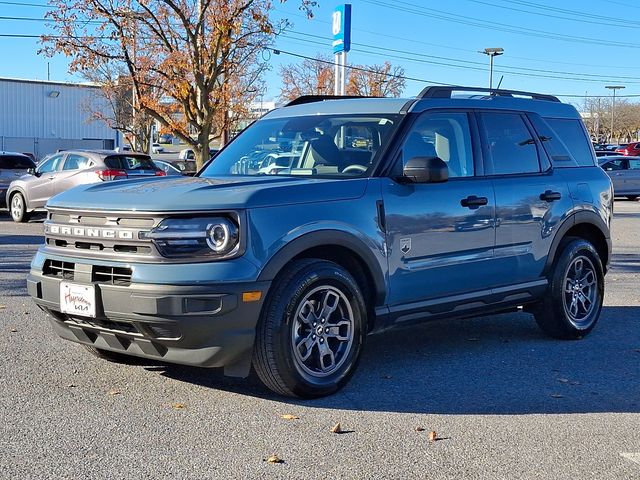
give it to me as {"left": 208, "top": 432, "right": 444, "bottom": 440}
{"left": 332, "top": 4, "right": 352, "bottom": 54}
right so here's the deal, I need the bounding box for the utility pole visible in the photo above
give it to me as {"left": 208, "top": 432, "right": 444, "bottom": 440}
{"left": 479, "top": 47, "right": 504, "bottom": 90}
{"left": 605, "top": 85, "right": 625, "bottom": 144}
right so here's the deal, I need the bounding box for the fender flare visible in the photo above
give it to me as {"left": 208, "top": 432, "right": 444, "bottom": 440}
{"left": 544, "top": 210, "right": 611, "bottom": 274}
{"left": 257, "top": 229, "right": 387, "bottom": 306}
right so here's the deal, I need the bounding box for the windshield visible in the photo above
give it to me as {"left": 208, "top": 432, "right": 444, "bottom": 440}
{"left": 200, "top": 114, "right": 401, "bottom": 178}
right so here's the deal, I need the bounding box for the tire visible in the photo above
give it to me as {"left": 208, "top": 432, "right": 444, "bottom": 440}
{"left": 82, "top": 345, "right": 141, "bottom": 364}
{"left": 253, "top": 259, "right": 366, "bottom": 398}
{"left": 534, "top": 238, "right": 604, "bottom": 340}
{"left": 626, "top": 196, "right": 638, "bottom": 201}
{"left": 9, "top": 192, "right": 30, "bottom": 223}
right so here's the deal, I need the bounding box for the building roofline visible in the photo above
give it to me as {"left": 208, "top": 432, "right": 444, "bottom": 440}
{"left": 0, "top": 76, "right": 101, "bottom": 89}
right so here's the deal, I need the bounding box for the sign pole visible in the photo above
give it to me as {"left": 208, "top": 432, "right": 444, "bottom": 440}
{"left": 332, "top": 4, "right": 351, "bottom": 96}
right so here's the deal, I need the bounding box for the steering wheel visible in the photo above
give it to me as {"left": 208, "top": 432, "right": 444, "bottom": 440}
{"left": 342, "top": 164, "right": 368, "bottom": 174}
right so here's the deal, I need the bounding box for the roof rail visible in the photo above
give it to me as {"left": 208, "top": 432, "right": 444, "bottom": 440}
{"left": 418, "top": 85, "right": 560, "bottom": 103}
{"left": 285, "top": 94, "right": 377, "bottom": 107}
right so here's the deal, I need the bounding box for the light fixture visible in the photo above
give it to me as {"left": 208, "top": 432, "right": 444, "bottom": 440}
{"left": 48, "top": 91, "right": 60, "bottom": 98}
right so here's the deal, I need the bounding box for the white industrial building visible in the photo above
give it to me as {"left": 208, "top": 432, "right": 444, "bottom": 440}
{"left": 0, "top": 77, "right": 121, "bottom": 160}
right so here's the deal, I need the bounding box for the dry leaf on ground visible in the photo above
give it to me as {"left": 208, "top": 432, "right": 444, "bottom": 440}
{"left": 330, "top": 422, "right": 342, "bottom": 434}
{"left": 428, "top": 431, "right": 438, "bottom": 442}
{"left": 67, "top": 383, "right": 77, "bottom": 388}
{"left": 171, "top": 403, "right": 186, "bottom": 410}
{"left": 107, "top": 389, "right": 122, "bottom": 396}
{"left": 265, "top": 455, "right": 284, "bottom": 464}
{"left": 9, "top": 327, "right": 17, "bottom": 333}
{"left": 0, "top": 305, "right": 6, "bottom": 309}
{"left": 281, "top": 414, "right": 299, "bottom": 420}
{"left": 416, "top": 427, "right": 425, "bottom": 432}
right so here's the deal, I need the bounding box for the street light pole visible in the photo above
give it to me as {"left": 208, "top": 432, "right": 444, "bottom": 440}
{"left": 605, "top": 85, "right": 625, "bottom": 144}
{"left": 479, "top": 47, "right": 504, "bottom": 89}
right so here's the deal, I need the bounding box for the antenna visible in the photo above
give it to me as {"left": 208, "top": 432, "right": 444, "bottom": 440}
{"left": 496, "top": 75, "right": 504, "bottom": 90}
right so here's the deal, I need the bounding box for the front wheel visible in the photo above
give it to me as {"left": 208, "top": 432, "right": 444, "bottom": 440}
{"left": 253, "top": 259, "right": 366, "bottom": 398}
{"left": 10, "top": 192, "right": 29, "bottom": 223}
{"left": 534, "top": 238, "right": 604, "bottom": 339}
{"left": 626, "top": 196, "right": 638, "bottom": 201}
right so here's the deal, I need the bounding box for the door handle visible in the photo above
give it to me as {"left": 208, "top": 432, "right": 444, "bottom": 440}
{"left": 540, "top": 190, "right": 562, "bottom": 202}
{"left": 460, "top": 195, "right": 488, "bottom": 209}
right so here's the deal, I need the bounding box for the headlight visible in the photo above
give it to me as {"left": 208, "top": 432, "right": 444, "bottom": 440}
{"left": 145, "top": 216, "right": 239, "bottom": 259}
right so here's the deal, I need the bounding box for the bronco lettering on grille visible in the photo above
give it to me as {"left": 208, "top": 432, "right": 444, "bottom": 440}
{"left": 48, "top": 224, "right": 135, "bottom": 240}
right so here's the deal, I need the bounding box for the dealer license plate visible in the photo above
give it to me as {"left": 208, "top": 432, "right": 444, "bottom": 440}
{"left": 60, "top": 282, "right": 96, "bottom": 318}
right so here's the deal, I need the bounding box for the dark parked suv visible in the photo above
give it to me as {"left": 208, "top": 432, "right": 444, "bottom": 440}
{"left": 27, "top": 86, "right": 613, "bottom": 398}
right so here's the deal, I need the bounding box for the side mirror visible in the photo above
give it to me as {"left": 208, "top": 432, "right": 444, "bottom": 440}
{"left": 402, "top": 156, "right": 449, "bottom": 183}
{"left": 27, "top": 167, "right": 37, "bottom": 176}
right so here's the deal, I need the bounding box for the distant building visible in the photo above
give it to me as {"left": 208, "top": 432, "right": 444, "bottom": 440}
{"left": 0, "top": 77, "right": 121, "bottom": 160}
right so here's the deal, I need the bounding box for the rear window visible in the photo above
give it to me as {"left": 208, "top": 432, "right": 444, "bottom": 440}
{"left": 544, "top": 118, "right": 595, "bottom": 166}
{"left": 0, "top": 155, "right": 35, "bottom": 169}
{"left": 105, "top": 155, "right": 158, "bottom": 171}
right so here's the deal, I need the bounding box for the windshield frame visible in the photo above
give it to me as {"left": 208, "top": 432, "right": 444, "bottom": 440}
{"left": 198, "top": 113, "right": 403, "bottom": 180}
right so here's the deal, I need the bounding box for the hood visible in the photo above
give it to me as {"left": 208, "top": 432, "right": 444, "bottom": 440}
{"left": 46, "top": 175, "right": 369, "bottom": 212}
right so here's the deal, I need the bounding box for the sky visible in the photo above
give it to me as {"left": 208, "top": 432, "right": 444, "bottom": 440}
{"left": 1, "top": 0, "right": 640, "bottom": 110}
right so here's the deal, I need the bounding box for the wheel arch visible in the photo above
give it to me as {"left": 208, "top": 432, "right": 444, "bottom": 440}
{"left": 257, "top": 230, "right": 387, "bottom": 331}
{"left": 7, "top": 185, "right": 30, "bottom": 211}
{"left": 544, "top": 211, "right": 611, "bottom": 275}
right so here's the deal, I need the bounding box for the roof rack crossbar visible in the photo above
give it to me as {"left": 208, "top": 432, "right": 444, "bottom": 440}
{"left": 418, "top": 86, "right": 560, "bottom": 103}
{"left": 285, "top": 94, "right": 377, "bottom": 107}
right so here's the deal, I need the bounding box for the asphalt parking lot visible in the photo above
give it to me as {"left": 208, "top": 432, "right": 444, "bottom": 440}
{"left": 0, "top": 201, "right": 639, "bottom": 479}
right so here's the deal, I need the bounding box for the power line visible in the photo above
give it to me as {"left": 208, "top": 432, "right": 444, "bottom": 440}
{"left": 274, "top": 6, "right": 640, "bottom": 72}
{"left": 361, "top": 0, "right": 640, "bottom": 49}
{"left": 280, "top": 31, "right": 640, "bottom": 84}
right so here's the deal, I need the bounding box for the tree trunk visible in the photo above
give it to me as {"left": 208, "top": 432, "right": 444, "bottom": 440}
{"left": 195, "top": 124, "right": 212, "bottom": 171}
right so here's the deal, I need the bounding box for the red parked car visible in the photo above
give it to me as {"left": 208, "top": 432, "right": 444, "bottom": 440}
{"left": 614, "top": 143, "right": 639, "bottom": 155}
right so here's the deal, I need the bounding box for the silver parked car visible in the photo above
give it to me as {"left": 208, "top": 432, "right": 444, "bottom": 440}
{"left": 598, "top": 156, "right": 640, "bottom": 200}
{"left": 6, "top": 150, "right": 166, "bottom": 222}
{"left": 0, "top": 152, "right": 36, "bottom": 208}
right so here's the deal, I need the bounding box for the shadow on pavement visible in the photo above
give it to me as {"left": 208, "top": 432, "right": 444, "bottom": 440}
{"left": 156, "top": 306, "right": 640, "bottom": 415}
{"left": 0, "top": 235, "right": 44, "bottom": 245}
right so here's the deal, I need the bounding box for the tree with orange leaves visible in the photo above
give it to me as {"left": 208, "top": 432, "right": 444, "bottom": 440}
{"left": 278, "top": 54, "right": 406, "bottom": 102}
{"left": 42, "top": 0, "right": 317, "bottom": 169}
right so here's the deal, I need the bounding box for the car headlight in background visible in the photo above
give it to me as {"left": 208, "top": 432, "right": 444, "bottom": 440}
{"left": 144, "top": 216, "right": 239, "bottom": 259}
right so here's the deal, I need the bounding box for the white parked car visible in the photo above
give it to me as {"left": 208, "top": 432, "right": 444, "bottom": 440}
{"left": 151, "top": 143, "right": 165, "bottom": 154}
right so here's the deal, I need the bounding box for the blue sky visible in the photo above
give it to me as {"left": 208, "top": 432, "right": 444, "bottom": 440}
{"left": 1, "top": 0, "right": 640, "bottom": 109}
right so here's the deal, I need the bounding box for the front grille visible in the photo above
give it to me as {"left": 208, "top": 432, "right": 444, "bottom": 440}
{"left": 43, "top": 260, "right": 75, "bottom": 280}
{"left": 92, "top": 265, "right": 133, "bottom": 286}
{"left": 44, "top": 208, "right": 165, "bottom": 260}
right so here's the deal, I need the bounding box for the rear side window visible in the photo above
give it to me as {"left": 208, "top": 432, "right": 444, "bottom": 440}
{"left": 63, "top": 154, "right": 90, "bottom": 170}
{"left": 105, "top": 156, "right": 157, "bottom": 171}
{"left": 629, "top": 159, "right": 640, "bottom": 170}
{"left": 0, "top": 155, "right": 35, "bottom": 169}
{"left": 480, "top": 113, "right": 541, "bottom": 175}
{"left": 544, "top": 118, "right": 595, "bottom": 166}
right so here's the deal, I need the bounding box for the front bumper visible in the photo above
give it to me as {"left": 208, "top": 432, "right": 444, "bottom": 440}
{"left": 27, "top": 270, "right": 270, "bottom": 371}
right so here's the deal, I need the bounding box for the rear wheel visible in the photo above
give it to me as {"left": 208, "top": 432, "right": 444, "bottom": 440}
{"left": 10, "top": 192, "right": 29, "bottom": 223}
{"left": 253, "top": 259, "right": 366, "bottom": 398}
{"left": 534, "top": 238, "right": 604, "bottom": 339}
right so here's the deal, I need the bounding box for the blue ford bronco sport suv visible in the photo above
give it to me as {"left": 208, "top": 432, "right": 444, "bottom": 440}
{"left": 27, "top": 86, "right": 613, "bottom": 398}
